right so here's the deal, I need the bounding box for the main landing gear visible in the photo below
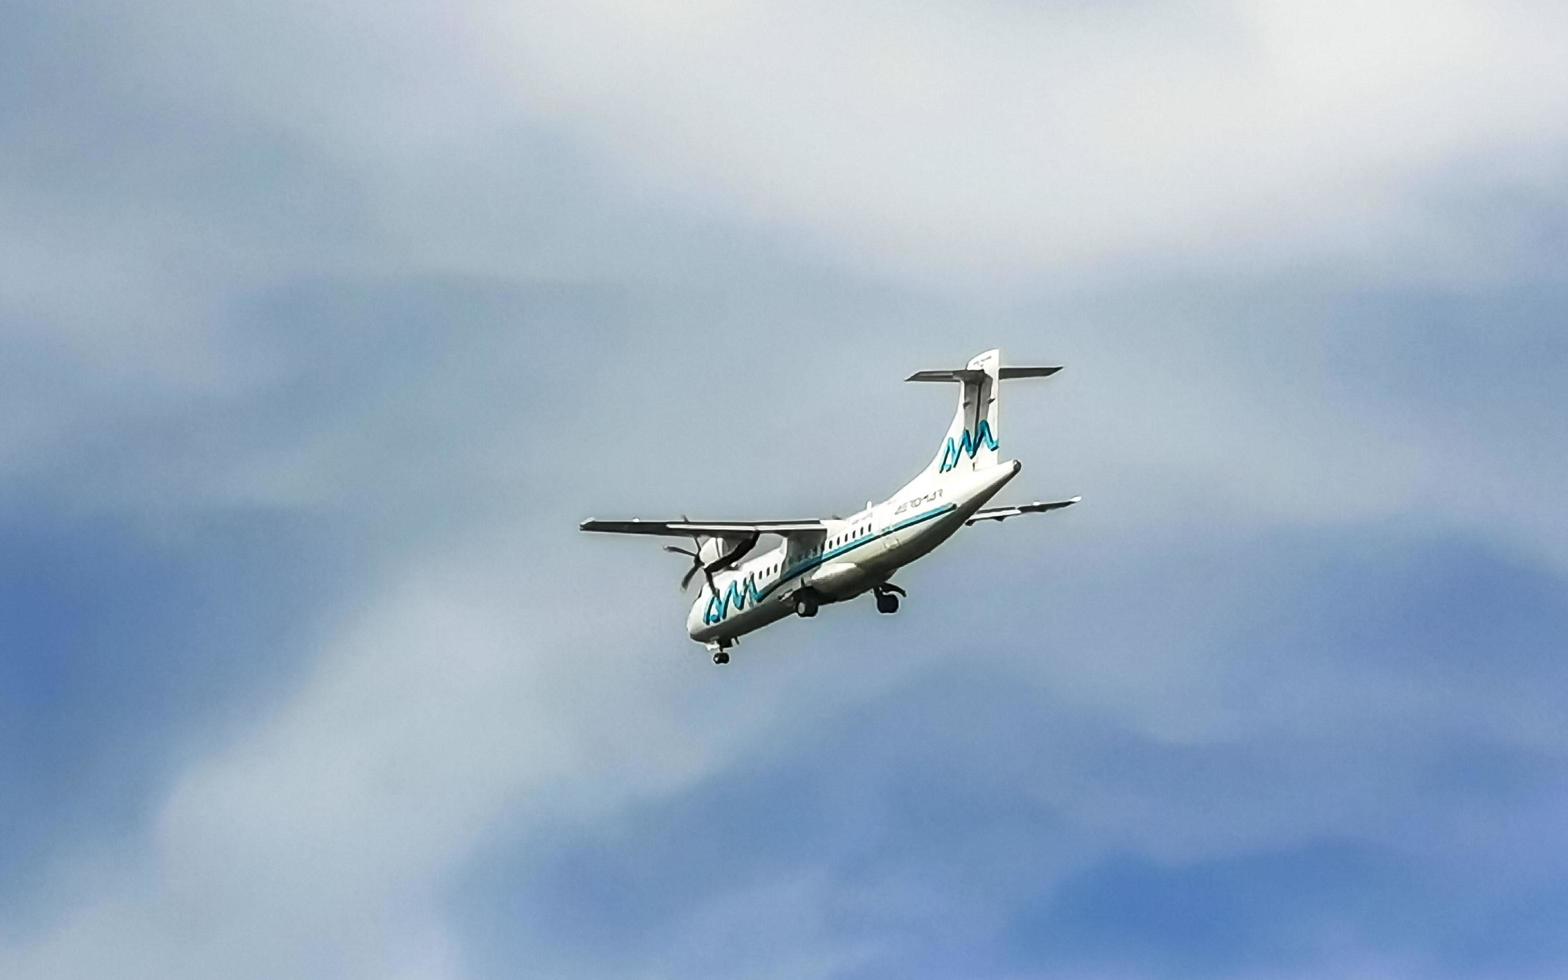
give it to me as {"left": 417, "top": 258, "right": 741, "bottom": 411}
{"left": 873, "top": 582, "right": 906, "bottom": 614}
{"left": 794, "top": 592, "right": 819, "bottom": 618}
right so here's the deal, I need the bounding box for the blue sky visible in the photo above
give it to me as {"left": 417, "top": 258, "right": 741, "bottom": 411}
{"left": 3, "top": 2, "right": 1568, "bottom": 977}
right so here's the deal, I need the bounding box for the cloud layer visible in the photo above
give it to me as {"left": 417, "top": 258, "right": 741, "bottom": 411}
{"left": 3, "top": 2, "right": 1567, "bottom": 978}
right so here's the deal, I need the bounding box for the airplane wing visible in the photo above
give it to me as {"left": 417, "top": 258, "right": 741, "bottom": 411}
{"left": 579, "top": 517, "right": 826, "bottom": 538}
{"left": 965, "top": 497, "right": 1081, "bottom": 525}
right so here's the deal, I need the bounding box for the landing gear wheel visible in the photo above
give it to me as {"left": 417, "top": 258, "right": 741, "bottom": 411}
{"left": 876, "top": 593, "right": 900, "bottom": 614}
{"left": 794, "top": 594, "right": 819, "bottom": 618}
{"left": 712, "top": 650, "right": 731, "bottom": 665}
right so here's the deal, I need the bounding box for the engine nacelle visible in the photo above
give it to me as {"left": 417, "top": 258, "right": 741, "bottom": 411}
{"left": 697, "top": 534, "right": 759, "bottom": 571}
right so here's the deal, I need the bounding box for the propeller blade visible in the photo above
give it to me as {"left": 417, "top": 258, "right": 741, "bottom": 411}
{"left": 684, "top": 516, "right": 709, "bottom": 592}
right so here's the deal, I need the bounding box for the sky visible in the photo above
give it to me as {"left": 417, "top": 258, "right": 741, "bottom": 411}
{"left": 2, "top": 1, "right": 1567, "bottom": 977}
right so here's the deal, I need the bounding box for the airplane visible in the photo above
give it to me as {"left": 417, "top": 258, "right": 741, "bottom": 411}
{"left": 580, "top": 348, "right": 1079, "bottom": 665}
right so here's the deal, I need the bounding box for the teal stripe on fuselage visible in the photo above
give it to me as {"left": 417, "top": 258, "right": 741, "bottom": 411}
{"left": 703, "top": 503, "right": 958, "bottom": 625}
{"left": 759, "top": 502, "right": 956, "bottom": 601}
{"left": 759, "top": 503, "right": 955, "bottom": 601}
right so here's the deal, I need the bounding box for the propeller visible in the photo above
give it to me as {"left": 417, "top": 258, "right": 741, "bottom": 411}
{"left": 663, "top": 543, "right": 717, "bottom": 593}
{"left": 662, "top": 520, "right": 761, "bottom": 594}
{"left": 663, "top": 516, "right": 719, "bottom": 594}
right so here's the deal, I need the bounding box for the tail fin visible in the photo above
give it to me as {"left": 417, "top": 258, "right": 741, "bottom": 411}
{"left": 896, "top": 349, "right": 1061, "bottom": 494}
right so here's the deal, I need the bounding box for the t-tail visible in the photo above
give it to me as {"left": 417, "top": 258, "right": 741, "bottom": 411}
{"left": 894, "top": 348, "right": 1061, "bottom": 497}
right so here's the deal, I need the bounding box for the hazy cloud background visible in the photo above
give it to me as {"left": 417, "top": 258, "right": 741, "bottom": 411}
{"left": 3, "top": 1, "right": 1566, "bottom": 977}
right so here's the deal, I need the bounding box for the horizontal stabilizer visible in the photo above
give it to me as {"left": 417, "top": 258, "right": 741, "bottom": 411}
{"left": 580, "top": 518, "right": 825, "bottom": 538}
{"left": 906, "top": 365, "right": 1061, "bottom": 383}
{"left": 905, "top": 368, "right": 988, "bottom": 383}
{"left": 965, "top": 496, "right": 1081, "bottom": 525}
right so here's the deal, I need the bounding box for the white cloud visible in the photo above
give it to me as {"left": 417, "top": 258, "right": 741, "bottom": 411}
{"left": 0, "top": 563, "right": 641, "bottom": 976}
{"left": 6, "top": 3, "right": 1568, "bottom": 975}
{"left": 0, "top": 528, "right": 936, "bottom": 977}
{"left": 483, "top": 0, "right": 1568, "bottom": 285}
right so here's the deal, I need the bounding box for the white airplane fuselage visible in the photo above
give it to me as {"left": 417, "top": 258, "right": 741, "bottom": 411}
{"left": 581, "top": 347, "right": 1077, "bottom": 663}
{"left": 686, "top": 459, "right": 1021, "bottom": 645}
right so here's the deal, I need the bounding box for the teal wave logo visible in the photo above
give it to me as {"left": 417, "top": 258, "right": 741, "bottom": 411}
{"left": 940, "top": 420, "right": 998, "bottom": 472}
{"left": 705, "top": 575, "right": 764, "bottom": 625}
